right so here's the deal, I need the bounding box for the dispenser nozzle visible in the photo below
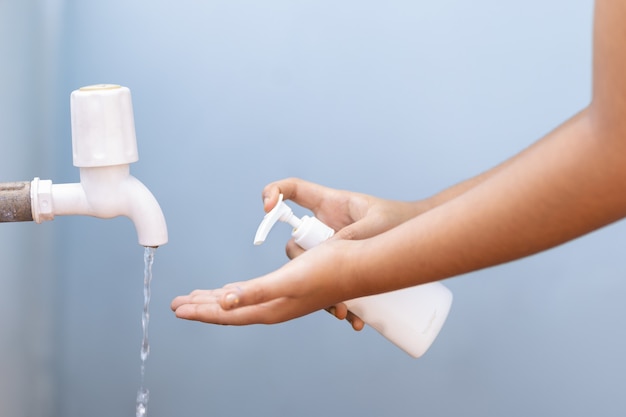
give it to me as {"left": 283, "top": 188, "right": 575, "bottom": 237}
{"left": 254, "top": 194, "right": 302, "bottom": 245}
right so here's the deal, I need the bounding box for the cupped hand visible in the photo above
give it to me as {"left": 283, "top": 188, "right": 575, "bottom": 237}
{"left": 171, "top": 239, "right": 360, "bottom": 326}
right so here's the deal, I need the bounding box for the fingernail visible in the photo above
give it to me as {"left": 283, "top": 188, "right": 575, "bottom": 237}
{"left": 223, "top": 292, "right": 240, "bottom": 309}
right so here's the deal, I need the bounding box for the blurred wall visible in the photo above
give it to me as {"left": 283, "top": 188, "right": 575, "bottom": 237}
{"left": 3, "top": 1, "right": 626, "bottom": 416}
{"left": 0, "top": 1, "right": 63, "bottom": 416}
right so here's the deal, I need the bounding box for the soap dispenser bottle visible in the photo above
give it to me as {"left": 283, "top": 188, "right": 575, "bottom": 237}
{"left": 254, "top": 194, "right": 453, "bottom": 358}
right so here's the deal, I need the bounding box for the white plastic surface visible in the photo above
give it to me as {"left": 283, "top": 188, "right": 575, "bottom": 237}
{"left": 291, "top": 215, "right": 334, "bottom": 250}
{"left": 30, "top": 166, "right": 168, "bottom": 247}
{"left": 71, "top": 84, "right": 139, "bottom": 167}
{"left": 29, "top": 84, "right": 169, "bottom": 247}
{"left": 254, "top": 194, "right": 303, "bottom": 245}
{"left": 344, "top": 283, "right": 452, "bottom": 358}
{"left": 254, "top": 194, "right": 453, "bottom": 358}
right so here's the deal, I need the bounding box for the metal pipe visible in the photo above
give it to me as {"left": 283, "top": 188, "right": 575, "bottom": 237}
{"left": 0, "top": 181, "right": 33, "bottom": 222}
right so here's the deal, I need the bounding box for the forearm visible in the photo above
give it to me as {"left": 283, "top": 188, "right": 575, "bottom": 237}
{"left": 352, "top": 107, "right": 626, "bottom": 296}
{"left": 348, "top": 0, "right": 626, "bottom": 296}
{"left": 415, "top": 112, "right": 585, "bottom": 212}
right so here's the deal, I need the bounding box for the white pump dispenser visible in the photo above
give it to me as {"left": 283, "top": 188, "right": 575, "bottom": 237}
{"left": 254, "top": 194, "right": 453, "bottom": 358}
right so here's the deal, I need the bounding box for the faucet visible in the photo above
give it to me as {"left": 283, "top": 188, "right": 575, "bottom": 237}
{"left": 0, "top": 84, "right": 168, "bottom": 248}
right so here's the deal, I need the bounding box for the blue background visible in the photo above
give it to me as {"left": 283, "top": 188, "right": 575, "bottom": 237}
{"left": 2, "top": 1, "right": 625, "bottom": 416}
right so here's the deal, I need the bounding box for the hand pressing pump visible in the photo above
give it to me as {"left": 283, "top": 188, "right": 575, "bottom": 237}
{"left": 254, "top": 194, "right": 452, "bottom": 358}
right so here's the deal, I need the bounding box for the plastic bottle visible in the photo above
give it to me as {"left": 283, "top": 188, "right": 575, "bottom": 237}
{"left": 254, "top": 194, "right": 453, "bottom": 358}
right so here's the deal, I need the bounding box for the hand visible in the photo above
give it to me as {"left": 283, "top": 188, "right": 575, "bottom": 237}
{"left": 262, "top": 177, "right": 424, "bottom": 256}
{"left": 262, "top": 178, "right": 425, "bottom": 330}
{"left": 171, "top": 178, "right": 428, "bottom": 329}
{"left": 171, "top": 238, "right": 362, "bottom": 326}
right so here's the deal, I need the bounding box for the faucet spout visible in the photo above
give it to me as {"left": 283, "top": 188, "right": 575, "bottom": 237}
{"left": 31, "top": 165, "right": 168, "bottom": 247}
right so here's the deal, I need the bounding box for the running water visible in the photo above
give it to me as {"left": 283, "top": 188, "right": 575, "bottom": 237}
{"left": 137, "top": 247, "right": 156, "bottom": 417}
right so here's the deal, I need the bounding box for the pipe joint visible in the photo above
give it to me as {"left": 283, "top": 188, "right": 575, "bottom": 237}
{"left": 31, "top": 165, "right": 168, "bottom": 247}
{"left": 31, "top": 177, "right": 54, "bottom": 224}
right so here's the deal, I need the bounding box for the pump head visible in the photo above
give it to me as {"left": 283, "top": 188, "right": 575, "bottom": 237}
{"left": 254, "top": 194, "right": 302, "bottom": 245}
{"left": 253, "top": 194, "right": 334, "bottom": 250}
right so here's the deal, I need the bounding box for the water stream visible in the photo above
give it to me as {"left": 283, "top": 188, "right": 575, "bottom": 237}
{"left": 136, "top": 247, "right": 155, "bottom": 417}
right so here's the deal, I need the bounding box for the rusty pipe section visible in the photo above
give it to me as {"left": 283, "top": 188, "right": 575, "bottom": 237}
{"left": 0, "top": 181, "right": 33, "bottom": 222}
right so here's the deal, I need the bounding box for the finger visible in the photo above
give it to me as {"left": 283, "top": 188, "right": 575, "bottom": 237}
{"left": 325, "top": 303, "right": 365, "bottom": 331}
{"left": 325, "top": 303, "right": 349, "bottom": 320}
{"left": 170, "top": 282, "right": 256, "bottom": 314}
{"left": 217, "top": 274, "right": 289, "bottom": 311}
{"left": 174, "top": 302, "right": 223, "bottom": 322}
{"left": 174, "top": 300, "right": 270, "bottom": 325}
{"left": 172, "top": 285, "right": 277, "bottom": 325}
{"left": 262, "top": 178, "right": 333, "bottom": 212}
{"left": 346, "top": 311, "right": 365, "bottom": 331}
{"left": 175, "top": 293, "right": 312, "bottom": 326}
{"left": 285, "top": 239, "right": 305, "bottom": 259}
{"left": 170, "top": 289, "right": 221, "bottom": 311}
{"left": 261, "top": 185, "right": 282, "bottom": 213}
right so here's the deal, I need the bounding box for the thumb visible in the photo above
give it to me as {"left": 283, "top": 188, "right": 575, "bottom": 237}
{"left": 219, "top": 273, "right": 286, "bottom": 311}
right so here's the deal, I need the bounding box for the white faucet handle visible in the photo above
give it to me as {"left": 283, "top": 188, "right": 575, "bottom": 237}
{"left": 70, "top": 84, "right": 139, "bottom": 168}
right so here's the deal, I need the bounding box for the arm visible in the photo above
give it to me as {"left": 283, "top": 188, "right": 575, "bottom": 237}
{"left": 356, "top": 0, "right": 626, "bottom": 295}
{"left": 172, "top": 0, "right": 626, "bottom": 325}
